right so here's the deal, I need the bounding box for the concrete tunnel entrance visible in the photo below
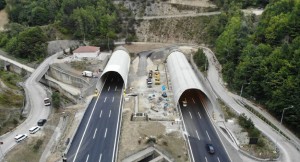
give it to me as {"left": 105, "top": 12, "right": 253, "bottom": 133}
{"left": 96, "top": 46, "right": 130, "bottom": 93}
{"left": 178, "top": 89, "right": 211, "bottom": 109}
{"left": 166, "top": 50, "right": 213, "bottom": 111}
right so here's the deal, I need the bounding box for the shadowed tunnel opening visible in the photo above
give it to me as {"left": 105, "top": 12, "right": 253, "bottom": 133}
{"left": 99, "top": 71, "right": 124, "bottom": 90}
{"left": 178, "top": 89, "right": 212, "bottom": 110}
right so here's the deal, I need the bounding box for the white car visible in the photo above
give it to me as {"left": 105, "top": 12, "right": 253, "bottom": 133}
{"left": 29, "top": 126, "right": 41, "bottom": 134}
{"left": 15, "top": 134, "right": 28, "bottom": 143}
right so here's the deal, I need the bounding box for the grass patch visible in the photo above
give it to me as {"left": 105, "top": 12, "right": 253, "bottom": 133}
{"left": 243, "top": 104, "right": 290, "bottom": 140}
{"left": 0, "top": 70, "right": 23, "bottom": 89}
{"left": 70, "top": 61, "right": 90, "bottom": 71}
{"left": 218, "top": 99, "right": 237, "bottom": 121}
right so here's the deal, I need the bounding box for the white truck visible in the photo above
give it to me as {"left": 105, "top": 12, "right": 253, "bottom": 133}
{"left": 82, "top": 71, "right": 93, "bottom": 77}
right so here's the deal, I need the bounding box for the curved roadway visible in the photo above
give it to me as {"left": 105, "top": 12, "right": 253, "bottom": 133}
{"left": 0, "top": 53, "right": 58, "bottom": 160}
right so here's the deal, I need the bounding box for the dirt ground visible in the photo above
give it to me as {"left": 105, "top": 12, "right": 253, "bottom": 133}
{"left": 0, "top": 10, "right": 8, "bottom": 31}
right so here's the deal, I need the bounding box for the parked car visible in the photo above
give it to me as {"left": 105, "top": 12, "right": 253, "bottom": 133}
{"left": 29, "top": 126, "right": 41, "bottom": 134}
{"left": 15, "top": 134, "right": 28, "bottom": 143}
{"left": 37, "top": 119, "right": 47, "bottom": 126}
{"left": 206, "top": 144, "right": 215, "bottom": 154}
{"left": 162, "top": 92, "right": 167, "bottom": 98}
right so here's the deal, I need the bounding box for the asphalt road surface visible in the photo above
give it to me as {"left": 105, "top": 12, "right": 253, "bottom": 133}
{"left": 67, "top": 73, "right": 123, "bottom": 162}
{"left": 180, "top": 91, "right": 230, "bottom": 162}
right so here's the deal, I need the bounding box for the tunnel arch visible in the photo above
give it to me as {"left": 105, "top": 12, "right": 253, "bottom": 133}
{"left": 100, "top": 46, "right": 130, "bottom": 89}
{"left": 166, "top": 50, "right": 210, "bottom": 106}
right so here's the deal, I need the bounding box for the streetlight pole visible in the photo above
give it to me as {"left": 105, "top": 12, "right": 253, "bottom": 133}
{"left": 240, "top": 82, "right": 250, "bottom": 98}
{"left": 280, "top": 105, "right": 294, "bottom": 125}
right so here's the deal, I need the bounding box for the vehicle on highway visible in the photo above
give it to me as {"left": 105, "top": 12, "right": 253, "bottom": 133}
{"left": 15, "top": 134, "right": 28, "bottom": 143}
{"left": 206, "top": 144, "right": 215, "bottom": 154}
{"left": 37, "top": 119, "right": 47, "bottom": 126}
{"left": 44, "top": 98, "right": 51, "bottom": 106}
{"left": 182, "top": 98, "right": 187, "bottom": 107}
{"left": 29, "top": 126, "right": 41, "bottom": 134}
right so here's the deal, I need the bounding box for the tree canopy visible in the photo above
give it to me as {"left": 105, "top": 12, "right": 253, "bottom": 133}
{"left": 211, "top": 0, "right": 300, "bottom": 136}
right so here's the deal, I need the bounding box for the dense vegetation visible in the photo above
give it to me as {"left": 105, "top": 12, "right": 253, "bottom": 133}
{"left": 211, "top": 0, "right": 269, "bottom": 8}
{"left": 209, "top": 0, "right": 300, "bottom": 135}
{"left": 0, "top": 0, "right": 132, "bottom": 61}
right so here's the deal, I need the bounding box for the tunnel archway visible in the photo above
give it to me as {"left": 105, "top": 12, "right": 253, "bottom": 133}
{"left": 97, "top": 46, "right": 130, "bottom": 91}
{"left": 166, "top": 50, "right": 211, "bottom": 108}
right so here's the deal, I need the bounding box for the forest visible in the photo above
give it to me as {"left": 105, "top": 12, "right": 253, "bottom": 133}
{"left": 0, "top": 0, "right": 131, "bottom": 61}
{"left": 202, "top": 0, "right": 300, "bottom": 136}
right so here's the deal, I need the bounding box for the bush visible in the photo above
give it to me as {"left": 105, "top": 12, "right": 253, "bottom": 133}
{"left": 238, "top": 113, "right": 254, "bottom": 130}
{"left": 193, "top": 48, "right": 207, "bottom": 71}
{"left": 51, "top": 92, "right": 61, "bottom": 109}
{"left": 33, "top": 139, "right": 43, "bottom": 152}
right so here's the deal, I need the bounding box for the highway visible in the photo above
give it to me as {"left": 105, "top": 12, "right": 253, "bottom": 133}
{"left": 67, "top": 73, "right": 123, "bottom": 162}
{"left": 180, "top": 91, "right": 230, "bottom": 162}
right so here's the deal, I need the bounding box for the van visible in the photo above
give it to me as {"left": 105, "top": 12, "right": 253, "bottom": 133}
{"left": 44, "top": 98, "right": 51, "bottom": 106}
{"left": 29, "top": 126, "right": 41, "bottom": 134}
{"left": 15, "top": 134, "right": 28, "bottom": 143}
{"left": 82, "top": 71, "right": 93, "bottom": 77}
{"left": 37, "top": 119, "right": 47, "bottom": 126}
{"left": 182, "top": 98, "right": 187, "bottom": 107}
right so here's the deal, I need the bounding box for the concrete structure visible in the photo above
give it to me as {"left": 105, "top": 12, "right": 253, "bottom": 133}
{"left": 99, "top": 46, "right": 130, "bottom": 89}
{"left": 73, "top": 46, "right": 100, "bottom": 59}
{"left": 166, "top": 50, "right": 210, "bottom": 105}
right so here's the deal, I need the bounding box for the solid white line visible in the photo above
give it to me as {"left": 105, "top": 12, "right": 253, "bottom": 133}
{"left": 195, "top": 130, "right": 200, "bottom": 140}
{"left": 206, "top": 130, "right": 211, "bottom": 141}
{"left": 85, "top": 154, "right": 89, "bottom": 162}
{"left": 189, "top": 111, "right": 192, "bottom": 119}
{"left": 104, "top": 97, "right": 107, "bottom": 103}
{"left": 112, "top": 96, "right": 114, "bottom": 102}
{"left": 192, "top": 98, "right": 195, "bottom": 103}
{"left": 108, "top": 86, "right": 110, "bottom": 91}
{"left": 99, "top": 110, "right": 102, "bottom": 118}
{"left": 99, "top": 154, "right": 102, "bottom": 162}
{"left": 115, "top": 86, "right": 117, "bottom": 91}
{"left": 109, "top": 110, "right": 111, "bottom": 118}
{"left": 93, "top": 128, "right": 98, "bottom": 139}
{"left": 198, "top": 112, "right": 201, "bottom": 119}
{"left": 217, "top": 157, "right": 220, "bottom": 162}
{"left": 205, "top": 156, "right": 208, "bottom": 162}
{"left": 179, "top": 106, "right": 195, "bottom": 162}
{"left": 72, "top": 85, "right": 104, "bottom": 162}
{"left": 112, "top": 88, "right": 124, "bottom": 162}
{"left": 104, "top": 128, "right": 107, "bottom": 138}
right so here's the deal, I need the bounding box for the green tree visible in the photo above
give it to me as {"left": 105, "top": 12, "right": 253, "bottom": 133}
{"left": 52, "top": 92, "right": 61, "bottom": 109}
{"left": 0, "top": 0, "right": 6, "bottom": 10}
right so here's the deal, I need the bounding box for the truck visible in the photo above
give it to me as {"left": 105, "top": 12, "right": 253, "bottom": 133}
{"left": 44, "top": 98, "right": 51, "bottom": 106}
{"left": 82, "top": 71, "right": 93, "bottom": 77}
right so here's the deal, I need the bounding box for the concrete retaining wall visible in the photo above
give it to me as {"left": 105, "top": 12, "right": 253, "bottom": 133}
{"left": 49, "top": 65, "right": 90, "bottom": 88}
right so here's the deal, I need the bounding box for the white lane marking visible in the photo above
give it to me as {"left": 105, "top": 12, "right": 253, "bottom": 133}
{"left": 198, "top": 112, "right": 201, "bottom": 119}
{"left": 112, "top": 88, "right": 124, "bottom": 162}
{"left": 192, "top": 98, "right": 195, "bottom": 103}
{"left": 108, "top": 86, "right": 110, "bottom": 91}
{"left": 72, "top": 78, "right": 105, "bottom": 162}
{"left": 109, "top": 110, "right": 111, "bottom": 118}
{"left": 112, "top": 96, "right": 114, "bottom": 102}
{"left": 99, "top": 110, "right": 102, "bottom": 118}
{"left": 86, "top": 154, "right": 89, "bottom": 162}
{"left": 217, "top": 157, "right": 220, "bottom": 162}
{"left": 196, "top": 130, "right": 200, "bottom": 140}
{"left": 104, "top": 128, "right": 107, "bottom": 138}
{"left": 189, "top": 111, "right": 192, "bottom": 119}
{"left": 93, "top": 128, "right": 98, "bottom": 139}
{"left": 104, "top": 97, "right": 107, "bottom": 103}
{"left": 205, "top": 156, "right": 208, "bottom": 162}
{"left": 99, "top": 154, "right": 102, "bottom": 162}
{"left": 115, "top": 86, "right": 117, "bottom": 91}
{"left": 206, "top": 130, "right": 211, "bottom": 141}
